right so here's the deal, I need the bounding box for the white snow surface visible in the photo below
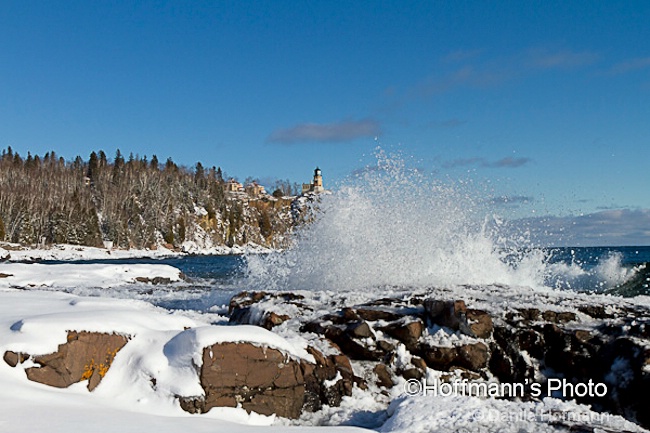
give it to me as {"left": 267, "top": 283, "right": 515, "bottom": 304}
{"left": 0, "top": 288, "right": 362, "bottom": 433}
{"left": 1, "top": 262, "right": 649, "bottom": 432}
{"left": 0, "top": 262, "right": 184, "bottom": 289}
{"left": 2, "top": 242, "right": 275, "bottom": 262}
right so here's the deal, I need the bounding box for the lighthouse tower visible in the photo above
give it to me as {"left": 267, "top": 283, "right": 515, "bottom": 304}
{"left": 313, "top": 167, "right": 323, "bottom": 192}
{"left": 302, "top": 167, "right": 325, "bottom": 194}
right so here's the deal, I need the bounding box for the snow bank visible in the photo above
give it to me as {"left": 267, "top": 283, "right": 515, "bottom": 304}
{"left": 0, "top": 262, "right": 184, "bottom": 289}
{"left": 3, "top": 242, "right": 277, "bottom": 262}
{"left": 0, "top": 288, "right": 364, "bottom": 433}
{"left": 380, "top": 394, "right": 647, "bottom": 433}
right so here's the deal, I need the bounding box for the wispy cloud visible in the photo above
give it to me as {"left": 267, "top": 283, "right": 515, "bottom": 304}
{"left": 512, "top": 208, "right": 650, "bottom": 246}
{"left": 489, "top": 195, "right": 534, "bottom": 206}
{"left": 607, "top": 57, "right": 650, "bottom": 75}
{"left": 443, "top": 156, "right": 531, "bottom": 169}
{"left": 416, "top": 65, "right": 512, "bottom": 97}
{"left": 484, "top": 157, "right": 531, "bottom": 168}
{"left": 267, "top": 118, "right": 381, "bottom": 144}
{"left": 527, "top": 48, "right": 600, "bottom": 69}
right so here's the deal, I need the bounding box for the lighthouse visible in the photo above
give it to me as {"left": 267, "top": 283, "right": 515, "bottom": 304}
{"left": 302, "top": 167, "right": 325, "bottom": 194}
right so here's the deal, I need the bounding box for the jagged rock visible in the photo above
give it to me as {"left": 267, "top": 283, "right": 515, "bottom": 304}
{"left": 186, "top": 342, "right": 306, "bottom": 419}
{"left": 229, "top": 305, "right": 290, "bottom": 330}
{"left": 22, "top": 331, "right": 129, "bottom": 391}
{"left": 377, "top": 340, "right": 396, "bottom": 353}
{"left": 419, "top": 345, "right": 458, "bottom": 370}
{"left": 347, "top": 321, "right": 373, "bottom": 339}
{"left": 424, "top": 299, "right": 473, "bottom": 336}
{"left": 3, "top": 350, "right": 27, "bottom": 367}
{"left": 0, "top": 273, "right": 13, "bottom": 278}
{"left": 134, "top": 276, "right": 172, "bottom": 285}
{"left": 301, "top": 346, "right": 362, "bottom": 410}
{"left": 263, "top": 312, "right": 290, "bottom": 329}
{"left": 518, "top": 308, "right": 541, "bottom": 322}
{"left": 324, "top": 326, "right": 383, "bottom": 361}
{"left": 411, "top": 356, "right": 427, "bottom": 371}
{"left": 355, "top": 308, "right": 403, "bottom": 322}
{"left": 401, "top": 367, "right": 423, "bottom": 380}
{"left": 373, "top": 363, "right": 395, "bottom": 388}
{"left": 378, "top": 319, "right": 423, "bottom": 351}
{"left": 228, "top": 291, "right": 305, "bottom": 315}
{"left": 542, "top": 310, "right": 577, "bottom": 323}
{"left": 578, "top": 305, "right": 614, "bottom": 319}
{"left": 457, "top": 342, "right": 489, "bottom": 371}
{"left": 466, "top": 309, "right": 493, "bottom": 338}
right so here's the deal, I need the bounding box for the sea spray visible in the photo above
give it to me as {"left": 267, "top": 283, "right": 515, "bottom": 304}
{"left": 245, "top": 150, "right": 639, "bottom": 293}
{"left": 245, "top": 150, "right": 551, "bottom": 291}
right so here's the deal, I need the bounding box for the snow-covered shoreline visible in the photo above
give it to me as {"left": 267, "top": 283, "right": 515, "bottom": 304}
{"left": 0, "top": 242, "right": 276, "bottom": 263}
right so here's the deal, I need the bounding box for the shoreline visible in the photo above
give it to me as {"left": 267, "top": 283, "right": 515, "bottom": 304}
{"left": 0, "top": 242, "right": 277, "bottom": 263}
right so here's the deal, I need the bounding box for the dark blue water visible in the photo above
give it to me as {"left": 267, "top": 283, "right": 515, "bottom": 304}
{"left": 41, "top": 246, "right": 650, "bottom": 297}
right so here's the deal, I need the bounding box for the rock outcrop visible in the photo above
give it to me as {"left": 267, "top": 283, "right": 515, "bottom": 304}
{"left": 4, "top": 289, "right": 650, "bottom": 429}
{"left": 5, "top": 331, "right": 129, "bottom": 391}
{"left": 178, "top": 341, "right": 361, "bottom": 418}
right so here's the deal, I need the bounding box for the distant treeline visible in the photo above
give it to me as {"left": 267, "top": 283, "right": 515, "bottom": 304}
{"left": 0, "top": 147, "right": 298, "bottom": 249}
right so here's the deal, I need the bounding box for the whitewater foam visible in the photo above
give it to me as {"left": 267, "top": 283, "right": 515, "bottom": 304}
{"left": 245, "top": 150, "right": 638, "bottom": 293}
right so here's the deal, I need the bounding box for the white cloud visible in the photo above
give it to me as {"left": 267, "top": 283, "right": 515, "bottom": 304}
{"left": 510, "top": 208, "right": 650, "bottom": 247}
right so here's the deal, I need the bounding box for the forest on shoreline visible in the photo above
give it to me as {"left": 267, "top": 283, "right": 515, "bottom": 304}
{"left": 0, "top": 147, "right": 301, "bottom": 250}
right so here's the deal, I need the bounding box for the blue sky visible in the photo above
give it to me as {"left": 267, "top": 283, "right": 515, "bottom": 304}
{"left": 1, "top": 1, "right": 649, "bottom": 245}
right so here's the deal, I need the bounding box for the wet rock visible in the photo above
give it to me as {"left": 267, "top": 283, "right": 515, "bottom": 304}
{"left": 542, "top": 310, "right": 577, "bottom": 323}
{"left": 518, "top": 308, "right": 541, "bottom": 322}
{"left": 578, "top": 305, "right": 613, "bottom": 319}
{"left": 379, "top": 319, "right": 424, "bottom": 351}
{"left": 516, "top": 329, "right": 545, "bottom": 359}
{"left": 466, "top": 309, "right": 493, "bottom": 338}
{"left": 420, "top": 345, "right": 458, "bottom": 370}
{"left": 228, "top": 291, "right": 305, "bottom": 315}
{"left": 229, "top": 306, "right": 290, "bottom": 330}
{"left": 355, "top": 308, "right": 403, "bottom": 322}
{"left": 457, "top": 342, "right": 489, "bottom": 371}
{"left": 424, "top": 299, "right": 473, "bottom": 336}
{"left": 263, "top": 312, "right": 290, "bottom": 329}
{"left": 346, "top": 321, "right": 373, "bottom": 339}
{"left": 134, "top": 276, "right": 172, "bottom": 285}
{"left": 324, "top": 326, "right": 383, "bottom": 361}
{"left": 23, "top": 331, "right": 129, "bottom": 391}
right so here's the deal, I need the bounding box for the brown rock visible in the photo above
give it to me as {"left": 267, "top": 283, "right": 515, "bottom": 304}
{"left": 3, "top": 350, "right": 27, "bottom": 367}
{"left": 457, "top": 342, "right": 489, "bottom": 371}
{"left": 411, "top": 356, "right": 427, "bottom": 371}
{"left": 346, "top": 321, "right": 373, "bottom": 339}
{"left": 24, "top": 331, "right": 129, "bottom": 391}
{"left": 420, "top": 345, "right": 458, "bottom": 370}
{"left": 355, "top": 308, "right": 403, "bottom": 322}
{"left": 401, "top": 367, "right": 424, "bottom": 380}
{"left": 373, "top": 363, "right": 395, "bottom": 388}
{"left": 424, "top": 299, "right": 473, "bottom": 336}
{"left": 197, "top": 342, "right": 305, "bottom": 419}
{"left": 466, "top": 309, "right": 493, "bottom": 339}
{"left": 518, "top": 308, "right": 540, "bottom": 321}
{"left": 379, "top": 319, "right": 423, "bottom": 350}
{"left": 262, "top": 312, "right": 290, "bottom": 330}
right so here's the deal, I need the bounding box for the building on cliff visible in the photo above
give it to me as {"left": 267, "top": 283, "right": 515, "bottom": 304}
{"left": 302, "top": 167, "right": 324, "bottom": 194}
